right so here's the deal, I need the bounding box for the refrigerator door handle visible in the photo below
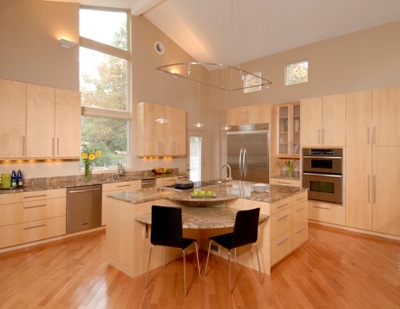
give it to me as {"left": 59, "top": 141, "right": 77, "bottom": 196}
{"left": 243, "top": 148, "right": 247, "bottom": 178}
{"left": 239, "top": 148, "right": 244, "bottom": 177}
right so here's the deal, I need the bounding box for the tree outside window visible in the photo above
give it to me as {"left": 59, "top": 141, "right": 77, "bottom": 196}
{"left": 286, "top": 60, "right": 308, "bottom": 86}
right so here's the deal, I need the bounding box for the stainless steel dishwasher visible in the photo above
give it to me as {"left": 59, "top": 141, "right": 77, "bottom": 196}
{"left": 66, "top": 184, "right": 102, "bottom": 234}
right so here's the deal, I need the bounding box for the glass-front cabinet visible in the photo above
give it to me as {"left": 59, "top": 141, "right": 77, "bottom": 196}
{"left": 277, "top": 103, "right": 300, "bottom": 157}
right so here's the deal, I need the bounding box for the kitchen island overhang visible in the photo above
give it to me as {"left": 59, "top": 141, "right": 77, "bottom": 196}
{"left": 105, "top": 181, "right": 308, "bottom": 278}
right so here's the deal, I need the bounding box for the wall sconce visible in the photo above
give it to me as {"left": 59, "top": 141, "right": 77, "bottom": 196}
{"left": 59, "top": 38, "right": 77, "bottom": 49}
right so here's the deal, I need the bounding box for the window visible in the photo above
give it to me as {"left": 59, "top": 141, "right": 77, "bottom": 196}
{"left": 286, "top": 60, "right": 308, "bottom": 86}
{"left": 243, "top": 71, "right": 262, "bottom": 93}
{"left": 79, "top": 7, "right": 131, "bottom": 169}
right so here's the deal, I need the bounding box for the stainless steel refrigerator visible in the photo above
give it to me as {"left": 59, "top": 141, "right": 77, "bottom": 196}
{"left": 227, "top": 123, "right": 269, "bottom": 183}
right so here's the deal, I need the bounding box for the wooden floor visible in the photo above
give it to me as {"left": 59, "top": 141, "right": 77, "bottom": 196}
{"left": 1, "top": 224, "right": 399, "bottom": 309}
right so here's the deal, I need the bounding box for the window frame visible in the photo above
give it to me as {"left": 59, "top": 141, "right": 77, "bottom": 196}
{"left": 79, "top": 6, "right": 132, "bottom": 170}
{"left": 285, "top": 59, "right": 309, "bottom": 86}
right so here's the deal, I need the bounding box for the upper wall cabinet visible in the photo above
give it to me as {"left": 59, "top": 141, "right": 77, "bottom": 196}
{"left": 346, "top": 86, "right": 400, "bottom": 147}
{"left": 227, "top": 104, "right": 271, "bottom": 126}
{"left": 0, "top": 79, "right": 81, "bottom": 160}
{"left": 300, "top": 94, "right": 346, "bottom": 147}
{"left": 136, "top": 102, "right": 186, "bottom": 157}
{"left": 0, "top": 80, "right": 27, "bottom": 158}
{"left": 276, "top": 102, "right": 300, "bottom": 157}
{"left": 26, "top": 85, "right": 81, "bottom": 158}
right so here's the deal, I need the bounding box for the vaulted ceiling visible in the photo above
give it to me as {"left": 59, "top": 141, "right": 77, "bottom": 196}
{"left": 47, "top": 0, "right": 400, "bottom": 65}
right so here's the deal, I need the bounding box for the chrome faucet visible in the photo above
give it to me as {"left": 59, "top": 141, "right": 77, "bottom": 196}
{"left": 220, "top": 164, "right": 232, "bottom": 185}
{"left": 114, "top": 163, "right": 125, "bottom": 178}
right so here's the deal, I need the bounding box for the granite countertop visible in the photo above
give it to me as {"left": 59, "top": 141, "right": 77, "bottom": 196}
{"left": 107, "top": 180, "right": 306, "bottom": 205}
{"left": 0, "top": 170, "right": 182, "bottom": 195}
{"left": 136, "top": 205, "right": 269, "bottom": 229}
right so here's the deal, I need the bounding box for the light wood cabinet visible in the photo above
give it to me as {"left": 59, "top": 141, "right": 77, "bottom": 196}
{"left": 54, "top": 88, "right": 81, "bottom": 157}
{"left": 301, "top": 94, "right": 346, "bottom": 147}
{"left": 276, "top": 103, "right": 300, "bottom": 157}
{"left": 26, "top": 84, "right": 55, "bottom": 157}
{"left": 347, "top": 87, "right": 400, "bottom": 147}
{"left": 227, "top": 104, "right": 271, "bottom": 126}
{"left": 136, "top": 102, "right": 186, "bottom": 157}
{"left": 269, "top": 177, "right": 301, "bottom": 187}
{"left": 102, "top": 180, "right": 141, "bottom": 226}
{"left": 0, "top": 79, "right": 81, "bottom": 160}
{"left": 155, "top": 176, "right": 179, "bottom": 187}
{"left": 26, "top": 84, "right": 81, "bottom": 158}
{"left": 0, "top": 189, "right": 66, "bottom": 248}
{"left": 0, "top": 80, "right": 27, "bottom": 158}
{"left": 267, "top": 191, "right": 308, "bottom": 267}
{"left": 308, "top": 200, "right": 345, "bottom": 226}
{"left": 345, "top": 87, "right": 400, "bottom": 236}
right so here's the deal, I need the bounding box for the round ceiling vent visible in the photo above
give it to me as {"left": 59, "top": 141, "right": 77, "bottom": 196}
{"left": 154, "top": 41, "right": 165, "bottom": 54}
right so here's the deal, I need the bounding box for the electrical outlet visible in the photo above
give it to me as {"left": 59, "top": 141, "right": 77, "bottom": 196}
{"left": 210, "top": 243, "right": 219, "bottom": 253}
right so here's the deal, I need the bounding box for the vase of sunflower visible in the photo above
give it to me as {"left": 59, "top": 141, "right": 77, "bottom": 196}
{"left": 81, "top": 145, "right": 101, "bottom": 181}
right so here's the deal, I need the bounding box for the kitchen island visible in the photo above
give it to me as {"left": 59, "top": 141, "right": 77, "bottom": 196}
{"left": 105, "top": 181, "right": 308, "bottom": 277}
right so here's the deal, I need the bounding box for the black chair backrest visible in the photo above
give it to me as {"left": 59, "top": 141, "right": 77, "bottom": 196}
{"left": 151, "top": 205, "right": 184, "bottom": 248}
{"left": 232, "top": 208, "right": 260, "bottom": 249}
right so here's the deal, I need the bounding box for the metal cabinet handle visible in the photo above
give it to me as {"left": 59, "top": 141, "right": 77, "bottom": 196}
{"left": 373, "top": 175, "right": 376, "bottom": 204}
{"left": 116, "top": 184, "right": 132, "bottom": 188}
{"left": 318, "top": 129, "right": 321, "bottom": 144}
{"left": 322, "top": 128, "right": 325, "bottom": 144}
{"left": 23, "top": 204, "right": 47, "bottom": 209}
{"left": 22, "top": 136, "right": 26, "bottom": 156}
{"left": 276, "top": 214, "right": 289, "bottom": 222}
{"left": 23, "top": 224, "right": 46, "bottom": 230}
{"left": 24, "top": 194, "right": 47, "bottom": 199}
{"left": 373, "top": 127, "right": 376, "bottom": 144}
{"left": 296, "top": 206, "right": 306, "bottom": 212}
{"left": 277, "top": 202, "right": 289, "bottom": 209}
{"left": 296, "top": 227, "right": 306, "bottom": 234}
{"left": 313, "top": 205, "right": 330, "bottom": 210}
{"left": 368, "top": 175, "right": 370, "bottom": 203}
{"left": 277, "top": 237, "right": 289, "bottom": 246}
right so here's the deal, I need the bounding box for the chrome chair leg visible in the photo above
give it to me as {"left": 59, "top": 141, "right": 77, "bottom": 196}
{"left": 145, "top": 245, "right": 154, "bottom": 288}
{"left": 228, "top": 250, "right": 232, "bottom": 295}
{"left": 194, "top": 241, "right": 201, "bottom": 275}
{"left": 254, "top": 243, "right": 264, "bottom": 284}
{"left": 204, "top": 240, "right": 213, "bottom": 277}
{"left": 182, "top": 249, "right": 187, "bottom": 296}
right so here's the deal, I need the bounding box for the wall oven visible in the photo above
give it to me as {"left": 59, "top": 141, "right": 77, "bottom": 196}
{"left": 302, "top": 148, "right": 343, "bottom": 204}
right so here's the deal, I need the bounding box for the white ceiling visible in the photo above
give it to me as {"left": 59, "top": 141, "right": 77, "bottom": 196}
{"left": 48, "top": 0, "right": 400, "bottom": 65}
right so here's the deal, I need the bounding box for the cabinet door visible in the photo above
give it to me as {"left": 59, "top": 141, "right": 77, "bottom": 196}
{"left": 0, "top": 79, "right": 26, "bottom": 158}
{"left": 168, "top": 107, "right": 186, "bottom": 156}
{"left": 55, "top": 89, "right": 81, "bottom": 158}
{"left": 277, "top": 105, "right": 290, "bottom": 155}
{"left": 345, "top": 147, "right": 373, "bottom": 230}
{"left": 227, "top": 106, "right": 249, "bottom": 126}
{"left": 346, "top": 91, "right": 373, "bottom": 147}
{"left": 373, "top": 147, "right": 400, "bottom": 236}
{"left": 322, "top": 94, "right": 346, "bottom": 146}
{"left": 136, "top": 102, "right": 159, "bottom": 156}
{"left": 300, "top": 97, "right": 322, "bottom": 147}
{"left": 26, "top": 84, "right": 55, "bottom": 158}
{"left": 248, "top": 104, "right": 271, "bottom": 124}
{"left": 373, "top": 86, "right": 400, "bottom": 146}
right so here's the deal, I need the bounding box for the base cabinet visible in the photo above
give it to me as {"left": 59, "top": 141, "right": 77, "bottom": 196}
{"left": 267, "top": 191, "right": 308, "bottom": 267}
{"left": 102, "top": 181, "right": 141, "bottom": 225}
{"left": 0, "top": 189, "right": 66, "bottom": 249}
{"left": 308, "top": 200, "right": 345, "bottom": 226}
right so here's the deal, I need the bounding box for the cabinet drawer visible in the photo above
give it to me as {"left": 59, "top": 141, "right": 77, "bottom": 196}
{"left": 102, "top": 181, "right": 141, "bottom": 192}
{"left": 156, "top": 177, "right": 178, "bottom": 187}
{"left": 308, "top": 200, "right": 345, "bottom": 225}
{"left": 292, "top": 221, "right": 308, "bottom": 249}
{"left": 23, "top": 197, "right": 66, "bottom": 223}
{"left": 0, "top": 193, "right": 22, "bottom": 205}
{"left": 270, "top": 231, "right": 291, "bottom": 266}
{"left": 270, "top": 208, "right": 291, "bottom": 239}
{"left": 22, "top": 188, "right": 66, "bottom": 201}
{"left": 269, "top": 178, "right": 301, "bottom": 187}
{"left": 268, "top": 197, "right": 291, "bottom": 215}
{"left": 0, "top": 216, "right": 66, "bottom": 248}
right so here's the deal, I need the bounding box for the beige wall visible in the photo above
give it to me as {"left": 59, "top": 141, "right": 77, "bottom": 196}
{"left": 208, "top": 20, "right": 400, "bottom": 178}
{"left": 0, "top": 0, "right": 399, "bottom": 180}
{"left": 0, "top": 0, "right": 79, "bottom": 90}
